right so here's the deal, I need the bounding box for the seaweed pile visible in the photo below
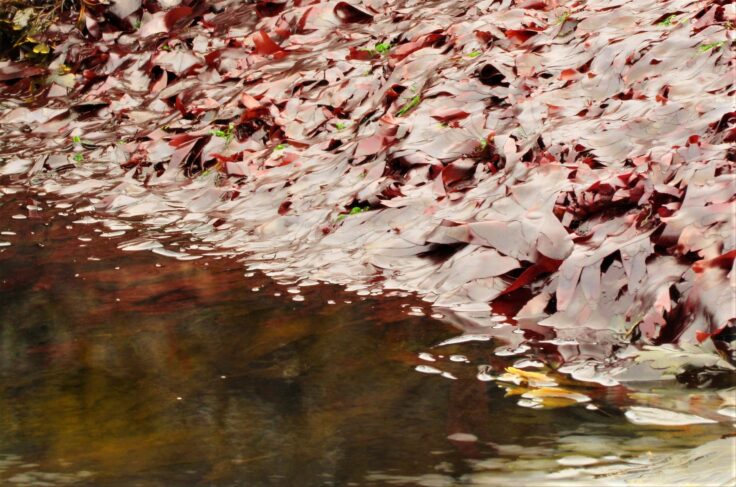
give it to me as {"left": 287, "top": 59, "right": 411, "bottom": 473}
{"left": 0, "top": 0, "right": 734, "bottom": 379}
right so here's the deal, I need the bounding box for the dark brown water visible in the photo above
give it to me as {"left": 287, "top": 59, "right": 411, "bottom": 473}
{"left": 0, "top": 188, "right": 732, "bottom": 487}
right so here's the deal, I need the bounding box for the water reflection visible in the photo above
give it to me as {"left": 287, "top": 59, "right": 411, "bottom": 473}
{"left": 0, "top": 190, "right": 732, "bottom": 486}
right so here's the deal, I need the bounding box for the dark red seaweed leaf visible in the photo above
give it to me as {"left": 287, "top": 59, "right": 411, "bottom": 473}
{"left": 252, "top": 29, "right": 282, "bottom": 55}
{"left": 164, "top": 6, "right": 194, "bottom": 31}
{"left": 0, "top": 63, "right": 47, "bottom": 81}
{"left": 333, "top": 2, "right": 373, "bottom": 24}
{"left": 256, "top": 1, "right": 287, "bottom": 18}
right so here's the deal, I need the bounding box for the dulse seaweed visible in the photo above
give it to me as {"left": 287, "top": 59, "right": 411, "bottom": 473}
{"left": 0, "top": 0, "right": 734, "bottom": 382}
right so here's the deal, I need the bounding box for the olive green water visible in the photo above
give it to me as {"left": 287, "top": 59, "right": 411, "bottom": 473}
{"left": 0, "top": 190, "right": 733, "bottom": 487}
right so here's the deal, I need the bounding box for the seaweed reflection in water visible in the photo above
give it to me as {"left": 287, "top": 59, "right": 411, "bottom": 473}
{"left": 0, "top": 191, "right": 732, "bottom": 486}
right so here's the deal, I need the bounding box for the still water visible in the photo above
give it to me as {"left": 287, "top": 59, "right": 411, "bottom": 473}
{"left": 0, "top": 189, "right": 733, "bottom": 486}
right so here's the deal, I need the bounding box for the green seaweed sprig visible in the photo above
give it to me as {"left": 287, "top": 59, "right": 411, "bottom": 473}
{"left": 397, "top": 95, "right": 421, "bottom": 117}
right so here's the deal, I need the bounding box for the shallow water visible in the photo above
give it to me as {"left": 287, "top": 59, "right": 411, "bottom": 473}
{"left": 0, "top": 188, "right": 733, "bottom": 487}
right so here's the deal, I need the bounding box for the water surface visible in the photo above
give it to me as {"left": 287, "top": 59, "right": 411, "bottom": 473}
{"left": 0, "top": 189, "right": 732, "bottom": 486}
